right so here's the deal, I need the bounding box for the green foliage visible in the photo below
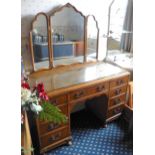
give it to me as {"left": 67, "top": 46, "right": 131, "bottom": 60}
{"left": 39, "top": 101, "right": 68, "bottom": 124}
{"left": 21, "top": 146, "right": 34, "bottom": 155}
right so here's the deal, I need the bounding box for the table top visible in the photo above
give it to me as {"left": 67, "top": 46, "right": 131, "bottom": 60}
{"left": 28, "top": 62, "right": 129, "bottom": 93}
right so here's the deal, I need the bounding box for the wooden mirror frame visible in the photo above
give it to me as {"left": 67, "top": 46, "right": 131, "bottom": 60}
{"left": 49, "top": 3, "right": 87, "bottom": 67}
{"left": 86, "top": 15, "right": 100, "bottom": 62}
{"left": 29, "top": 3, "right": 100, "bottom": 73}
{"left": 29, "top": 12, "right": 52, "bottom": 72}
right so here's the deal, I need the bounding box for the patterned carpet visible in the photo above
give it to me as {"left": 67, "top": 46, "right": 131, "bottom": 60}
{"left": 46, "top": 109, "right": 133, "bottom": 155}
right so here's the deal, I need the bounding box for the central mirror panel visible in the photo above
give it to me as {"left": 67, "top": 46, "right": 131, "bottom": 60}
{"left": 87, "top": 15, "right": 99, "bottom": 62}
{"left": 50, "top": 4, "right": 85, "bottom": 67}
{"left": 31, "top": 13, "right": 50, "bottom": 71}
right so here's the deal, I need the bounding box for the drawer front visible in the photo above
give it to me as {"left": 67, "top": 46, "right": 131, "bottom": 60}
{"left": 49, "top": 95, "right": 67, "bottom": 106}
{"left": 87, "top": 82, "right": 109, "bottom": 95}
{"left": 38, "top": 104, "right": 68, "bottom": 135}
{"left": 109, "top": 85, "right": 127, "bottom": 97}
{"left": 69, "top": 82, "right": 109, "bottom": 101}
{"left": 109, "top": 95, "right": 126, "bottom": 108}
{"left": 107, "top": 104, "right": 124, "bottom": 118}
{"left": 110, "top": 76, "right": 128, "bottom": 88}
{"left": 40, "top": 127, "right": 69, "bottom": 148}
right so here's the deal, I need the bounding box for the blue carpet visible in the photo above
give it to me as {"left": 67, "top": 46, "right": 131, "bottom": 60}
{"left": 46, "top": 109, "right": 133, "bottom": 155}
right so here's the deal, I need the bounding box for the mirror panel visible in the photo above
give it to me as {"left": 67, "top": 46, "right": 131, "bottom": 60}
{"left": 107, "top": 0, "right": 128, "bottom": 58}
{"left": 50, "top": 4, "right": 85, "bottom": 67}
{"left": 87, "top": 15, "right": 99, "bottom": 62}
{"left": 31, "top": 13, "right": 50, "bottom": 71}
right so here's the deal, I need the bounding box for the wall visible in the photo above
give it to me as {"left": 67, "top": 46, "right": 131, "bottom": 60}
{"left": 21, "top": 0, "right": 110, "bottom": 73}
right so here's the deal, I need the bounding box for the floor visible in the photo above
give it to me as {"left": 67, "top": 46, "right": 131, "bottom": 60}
{"left": 46, "top": 109, "right": 133, "bottom": 155}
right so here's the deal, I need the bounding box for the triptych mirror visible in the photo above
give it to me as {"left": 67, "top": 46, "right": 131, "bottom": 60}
{"left": 29, "top": 3, "right": 100, "bottom": 72}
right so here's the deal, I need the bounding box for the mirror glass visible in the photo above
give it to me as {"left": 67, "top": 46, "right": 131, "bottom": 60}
{"left": 107, "top": 0, "right": 128, "bottom": 57}
{"left": 32, "top": 14, "right": 49, "bottom": 71}
{"left": 87, "top": 16, "right": 98, "bottom": 62}
{"left": 50, "top": 6, "right": 85, "bottom": 67}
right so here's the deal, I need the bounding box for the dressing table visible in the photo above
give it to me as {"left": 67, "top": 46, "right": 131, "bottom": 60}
{"left": 28, "top": 3, "right": 130, "bottom": 154}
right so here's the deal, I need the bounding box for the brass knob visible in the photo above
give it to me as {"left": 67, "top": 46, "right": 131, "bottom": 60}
{"left": 115, "top": 89, "right": 121, "bottom": 95}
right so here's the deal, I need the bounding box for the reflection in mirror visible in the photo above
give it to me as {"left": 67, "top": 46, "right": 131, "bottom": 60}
{"left": 87, "top": 15, "right": 99, "bottom": 62}
{"left": 32, "top": 13, "right": 50, "bottom": 71}
{"left": 50, "top": 4, "right": 85, "bottom": 67}
{"left": 107, "top": 0, "right": 128, "bottom": 57}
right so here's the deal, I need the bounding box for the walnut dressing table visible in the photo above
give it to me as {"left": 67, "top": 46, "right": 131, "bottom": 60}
{"left": 28, "top": 62, "right": 130, "bottom": 154}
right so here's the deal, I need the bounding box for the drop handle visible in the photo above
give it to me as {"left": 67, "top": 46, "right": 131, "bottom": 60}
{"left": 48, "top": 132, "right": 61, "bottom": 143}
{"left": 74, "top": 90, "right": 84, "bottom": 99}
{"left": 113, "top": 107, "right": 121, "bottom": 114}
{"left": 116, "top": 79, "right": 123, "bottom": 85}
{"left": 50, "top": 99, "right": 58, "bottom": 105}
{"left": 47, "top": 123, "right": 59, "bottom": 131}
{"left": 96, "top": 85, "right": 105, "bottom": 92}
{"left": 113, "top": 98, "right": 121, "bottom": 105}
{"left": 115, "top": 89, "right": 121, "bottom": 95}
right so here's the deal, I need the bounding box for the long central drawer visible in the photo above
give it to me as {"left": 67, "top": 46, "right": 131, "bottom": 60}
{"left": 69, "top": 82, "right": 109, "bottom": 101}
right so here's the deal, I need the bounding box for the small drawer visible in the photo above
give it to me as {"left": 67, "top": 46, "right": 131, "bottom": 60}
{"left": 110, "top": 76, "right": 128, "bottom": 88}
{"left": 109, "top": 95, "right": 126, "bottom": 108}
{"left": 109, "top": 85, "right": 127, "bottom": 97}
{"left": 107, "top": 105, "right": 124, "bottom": 118}
{"left": 40, "top": 127, "right": 69, "bottom": 148}
{"left": 38, "top": 104, "right": 68, "bottom": 135}
{"left": 49, "top": 94, "right": 67, "bottom": 106}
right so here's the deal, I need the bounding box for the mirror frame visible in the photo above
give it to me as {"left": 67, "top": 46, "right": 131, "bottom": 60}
{"left": 49, "top": 3, "right": 87, "bottom": 67}
{"left": 29, "top": 12, "right": 52, "bottom": 72}
{"left": 29, "top": 3, "right": 100, "bottom": 73}
{"left": 86, "top": 15, "right": 100, "bottom": 62}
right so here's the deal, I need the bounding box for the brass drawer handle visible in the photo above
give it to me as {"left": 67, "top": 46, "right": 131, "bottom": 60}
{"left": 116, "top": 79, "right": 124, "bottom": 85}
{"left": 113, "top": 98, "right": 121, "bottom": 105}
{"left": 115, "top": 89, "right": 121, "bottom": 95}
{"left": 50, "top": 99, "right": 58, "bottom": 105}
{"left": 96, "top": 85, "right": 105, "bottom": 92}
{"left": 74, "top": 90, "right": 84, "bottom": 99}
{"left": 47, "top": 123, "right": 59, "bottom": 131}
{"left": 48, "top": 132, "right": 62, "bottom": 143}
{"left": 113, "top": 107, "right": 121, "bottom": 114}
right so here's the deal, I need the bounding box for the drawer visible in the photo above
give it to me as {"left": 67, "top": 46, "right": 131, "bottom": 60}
{"left": 107, "top": 104, "right": 124, "bottom": 118}
{"left": 109, "top": 95, "right": 126, "bottom": 108}
{"left": 40, "top": 126, "right": 69, "bottom": 148}
{"left": 109, "top": 85, "right": 127, "bottom": 97}
{"left": 49, "top": 94, "right": 67, "bottom": 106}
{"left": 87, "top": 82, "right": 109, "bottom": 95}
{"left": 69, "top": 82, "right": 109, "bottom": 101}
{"left": 110, "top": 76, "right": 128, "bottom": 88}
{"left": 38, "top": 104, "right": 68, "bottom": 135}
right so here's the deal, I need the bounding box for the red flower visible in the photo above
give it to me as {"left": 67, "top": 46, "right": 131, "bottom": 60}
{"left": 37, "top": 83, "right": 45, "bottom": 93}
{"left": 36, "top": 83, "right": 49, "bottom": 101}
{"left": 21, "top": 81, "right": 30, "bottom": 89}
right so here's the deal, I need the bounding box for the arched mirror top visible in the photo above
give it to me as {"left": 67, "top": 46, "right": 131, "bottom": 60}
{"left": 50, "top": 3, "right": 86, "bottom": 67}
{"left": 30, "top": 13, "right": 51, "bottom": 72}
{"left": 31, "top": 12, "right": 49, "bottom": 31}
{"left": 86, "top": 15, "right": 99, "bottom": 62}
{"left": 50, "top": 3, "right": 85, "bottom": 18}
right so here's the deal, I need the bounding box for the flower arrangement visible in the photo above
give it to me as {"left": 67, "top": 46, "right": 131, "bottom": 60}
{"left": 21, "top": 80, "right": 67, "bottom": 124}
